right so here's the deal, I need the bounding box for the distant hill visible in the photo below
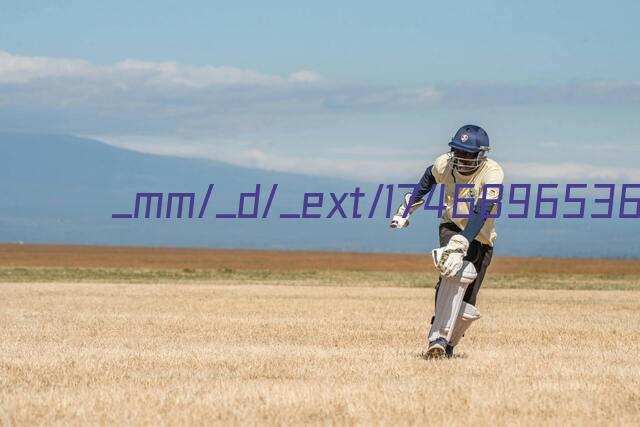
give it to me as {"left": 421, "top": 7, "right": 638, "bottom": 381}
{"left": 1, "top": 132, "right": 638, "bottom": 257}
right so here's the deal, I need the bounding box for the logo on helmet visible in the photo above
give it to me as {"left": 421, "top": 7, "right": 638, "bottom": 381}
{"left": 461, "top": 134, "right": 469, "bottom": 142}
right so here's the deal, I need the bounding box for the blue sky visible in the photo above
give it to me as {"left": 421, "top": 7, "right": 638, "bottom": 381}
{"left": 1, "top": 0, "right": 639, "bottom": 182}
{"left": 2, "top": 1, "right": 638, "bottom": 84}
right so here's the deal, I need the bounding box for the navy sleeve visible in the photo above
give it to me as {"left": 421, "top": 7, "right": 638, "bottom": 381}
{"left": 460, "top": 198, "right": 496, "bottom": 242}
{"left": 408, "top": 165, "right": 436, "bottom": 204}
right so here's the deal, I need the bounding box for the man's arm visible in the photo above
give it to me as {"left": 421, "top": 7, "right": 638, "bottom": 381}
{"left": 389, "top": 165, "right": 436, "bottom": 228}
{"left": 460, "top": 198, "right": 496, "bottom": 242}
{"left": 460, "top": 168, "right": 503, "bottom": 242}
{"left": 408, "top": 165, "right": 437, "bottom": 204}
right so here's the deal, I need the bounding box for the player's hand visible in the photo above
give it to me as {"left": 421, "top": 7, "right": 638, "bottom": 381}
{"left": 389, "top": 193, "right": 424, "bottom": 229}
{"left": 436, "top": 234, "right": 469, "bottom": 277}
{"left": 390, "top": 213, "right": 409, "bottom": 228}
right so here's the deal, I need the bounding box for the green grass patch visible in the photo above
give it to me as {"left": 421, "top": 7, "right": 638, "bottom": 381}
{"left": 0, "top": 267, "right": 639, "bottom": 291}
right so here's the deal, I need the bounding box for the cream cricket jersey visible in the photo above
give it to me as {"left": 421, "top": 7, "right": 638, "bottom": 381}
{"left": 431, "top": 153, "right": 504, "bottom": 246}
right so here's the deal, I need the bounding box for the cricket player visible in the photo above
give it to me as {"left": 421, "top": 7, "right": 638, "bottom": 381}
{"left": 390, "top": 124, "right": 504, "bottom": 358}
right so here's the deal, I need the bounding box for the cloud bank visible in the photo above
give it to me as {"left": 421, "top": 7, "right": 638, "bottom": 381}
{"left": 1, "top": 50, "right": 638, "bottom": 134}
{"left": 1, "top": 50, "right": 639, "bottom": 182}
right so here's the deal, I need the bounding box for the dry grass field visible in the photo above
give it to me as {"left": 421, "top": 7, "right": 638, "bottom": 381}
{"left": 1, "top": 245, "right": 640, "bottom": 426}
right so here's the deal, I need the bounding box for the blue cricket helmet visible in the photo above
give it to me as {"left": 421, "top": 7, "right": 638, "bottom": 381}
{"left": 447, "top": 125, "right": 491, "bottom": 173}
{"left": 449, "top": 124, "right": 490, "bottom": 153}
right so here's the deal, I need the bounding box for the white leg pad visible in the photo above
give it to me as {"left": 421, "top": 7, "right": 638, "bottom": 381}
{"left": 448, "top": 302, "right": 481, "bottom": 347}
{"left": 428, "top": 261, "right": 477, "bottom": 343}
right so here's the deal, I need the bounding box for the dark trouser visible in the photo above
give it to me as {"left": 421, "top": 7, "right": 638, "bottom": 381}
{"left": 435, "top": 222, "right": 493, "bottom": 307}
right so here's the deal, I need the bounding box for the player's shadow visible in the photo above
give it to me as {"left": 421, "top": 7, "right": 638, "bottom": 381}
{"left": 416, "top": 351, "right": 467, "bottom": 360}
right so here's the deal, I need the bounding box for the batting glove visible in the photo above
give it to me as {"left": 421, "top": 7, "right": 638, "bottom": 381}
{"left": 436, "top": 234, "right": 469, "bottom": 277}
{"left": 390, "top": 193, "right": 424, "bottom": 228}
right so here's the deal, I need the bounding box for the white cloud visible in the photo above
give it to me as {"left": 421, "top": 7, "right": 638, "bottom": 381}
{"left": 503, "top": 162, "right": 640, "bottom": 182}
{"left": 96, "top": 134, "right": 640, "bottom": 183}
{"left": 0, "top": 50, "right": 100, "bottom": 83}
{"left": 0, "top": 50, "right": 281, "bottom": 86}
{"left": 216, "top": 148, "right": 425, "bottom": 182}
{"left": 288, "top": 70, "right": 323, "bottom": 83}
{"left": 112, "top": 60, "right": 281, "bottom": 87}
{"left": 0, "top": 50, "right": 447, "bottom": 136}
{"left": 94, "top": 135, "right": 424, "bottom": 182}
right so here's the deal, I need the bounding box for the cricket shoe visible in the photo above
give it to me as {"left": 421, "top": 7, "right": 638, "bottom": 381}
{"left": 426, "top": 338, "right": 448, "bottom": 359}
{"left": 445, "top": 344, "right": 454, "bottom": 358}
